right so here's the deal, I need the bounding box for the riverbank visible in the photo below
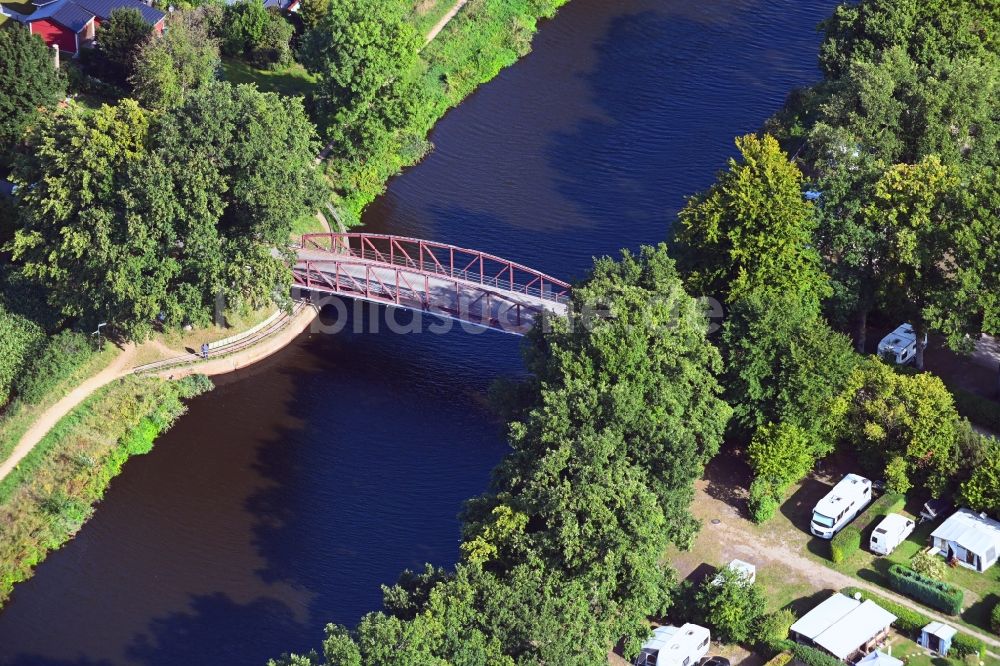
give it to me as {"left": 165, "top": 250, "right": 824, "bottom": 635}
{"left": 0, "top": 374, "right": 212, "bottom": 610}
{"left": 328, "top": 0, "right": 572, "bottom": 223}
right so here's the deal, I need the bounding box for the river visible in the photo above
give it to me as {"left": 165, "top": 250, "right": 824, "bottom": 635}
{"left": 0, "top": 1, "right": 837, "bottom": 663}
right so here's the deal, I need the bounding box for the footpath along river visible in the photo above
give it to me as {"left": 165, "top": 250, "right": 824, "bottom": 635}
{"left": 0, "top": 1, "right": 837, "bottom": 663}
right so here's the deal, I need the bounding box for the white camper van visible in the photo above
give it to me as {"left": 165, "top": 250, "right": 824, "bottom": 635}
{"left": 633, "top": 624, "right": 711, "bottom": 666}
{"left": 878, "top": 323, "right": 927, "bottom": 365}
{"left": 810, "top": 474, "right": 873, "bottom": 539}
{"left": 870, "top": 513, "right": 915, "bottom": 555}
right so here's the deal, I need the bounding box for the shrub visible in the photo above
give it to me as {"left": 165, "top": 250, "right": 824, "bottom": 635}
{"left": 757, "top": 609, "right": 796, "bottom": 648}
{"left": 749, "top": 477, "right": 781, "bottom": 523}
{"left": 830, "top": 525, "right": 861, "bottom": 563}
{"left": 910, "top": 550, "right": 947, "bottom": 581}
{"left": 774, "top": 640, "right": 843, "bottom": 666}
{"left": 950, "top": 633, "right": 984, "bottom": 659}
{"left": 14, "top": 331, "right": 96, "bottom": 405}
{"left": 991, "top": 600, "right": 1000, "bottom": 635}
{"left": 763, "top": 651, "right": 792, "bottom": 666}
{"left": 887, "top": 564, "right": 963, "bottom": 615}
{"left": 861, "top": 493, "right": 906, "bottom": 526}
{"left": 0, "top": 307, "right": 45, "bottom": 407}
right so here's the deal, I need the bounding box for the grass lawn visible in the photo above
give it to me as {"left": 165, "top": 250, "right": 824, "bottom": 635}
{"left": 888, "top": 633, "right": 999, "bottom": 666}
{"left": 221, "top": 58, "right": 317, "bottom": 97}
{"left": 290, "top": 212, "right": 327, "bottom": 238}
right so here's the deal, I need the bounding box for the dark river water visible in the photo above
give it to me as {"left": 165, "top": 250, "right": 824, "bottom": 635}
{"left": 0, "top": 1, "right": 836, "bottom": 663}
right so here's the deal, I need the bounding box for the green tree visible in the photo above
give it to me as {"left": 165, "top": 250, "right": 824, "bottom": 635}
{"left": 248, "top": 10, "right": 294, "bottom": 69}
{"left": 0, "top": 305, "right": 45, "bottom": 406}
{"left": 131, "top": 8, "right": 220, "bottom": 109}
{"left": 299, "top": 0, "right": 423, "bottom": 158}
{"left": 97, "top": 8, "right": 154, "bottom": 83}
{"left": 0, "top": 28, "right": 64, "bottom": 164}
{"left": 721, "top": 288, "right": 858, "bottom": 437}
{"left": 694, "top": 566, "right": 767, "bottom": 644}
{"left": 883, "top": 456, "right": 912, "bottom": 495}
{"left": 831, "top": 358, "right": 959, "bottom": 496}
{"left": 674, "top": 134, "right": 829, "bottom": 306}
{"left": 910, "top": 550, "right": 948, "bottom": 581}
{"left": 746, "top": 421, "right": 816, "bottom": 521}
{"left": 959, "top": 435, "right": 1000, "bottom": 518}
{"left": 298, "top": 0, "right": 329, "bottom": 30}
{"left": 9, "top": 83, "right": 323, "bottom": 339}
{"left": 221, "top": 0, "right": 270, "bottom": 56}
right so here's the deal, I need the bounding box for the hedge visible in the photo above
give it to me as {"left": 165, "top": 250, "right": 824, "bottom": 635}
{"left": 950, "top": 633, "right": 985, "bottom": 659}
{"left": 887, "top": 564, "right": 963, "bottom": 616}
{"left": 774, "top": 640, "right": 843, "bottom": 666}
{"left": 763, "top": 652, "right": 792, "bottom": 666}
{"left": 991, "top": 599, "right": 1000, "bottom": 635}
{"left": 831, "top": 525, "right": 862, "bottom": 563}
{"left": 840, "top": 587, "right": 984, "bottom": 658}
{"left": 860, "top": 493, "right": 906, "bottom": 527}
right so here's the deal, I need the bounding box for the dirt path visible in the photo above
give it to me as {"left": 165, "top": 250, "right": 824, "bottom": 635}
{"left": 684, "top": 479, "right": 1000, "bottom": 657}
{"left": 424, "top": 0, "right": 469, "bottom": 44}
{"left": 0, "top": 343, "right": 137, "bottom": 483}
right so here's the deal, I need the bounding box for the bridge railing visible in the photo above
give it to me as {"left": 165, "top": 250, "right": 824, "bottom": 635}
{"left": 301, "top": 233, "right": 571, "bottom": 304}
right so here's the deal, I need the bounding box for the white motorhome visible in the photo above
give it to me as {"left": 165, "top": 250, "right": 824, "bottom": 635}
{"left": 878, "top": 323, "right": 927, "bottom": 365}
{"left": 810, "top": 474, "right": 872, "bottom": 539}
{"left": 870, "top": 513, "right": 915, "bottom": 555}
{"left": 633, "top": 623, "right": 711, "bottom": 666}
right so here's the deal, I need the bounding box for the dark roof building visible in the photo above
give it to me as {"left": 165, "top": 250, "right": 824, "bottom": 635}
{"left": 7, "top": 0, "right": 164, "bottom": 54}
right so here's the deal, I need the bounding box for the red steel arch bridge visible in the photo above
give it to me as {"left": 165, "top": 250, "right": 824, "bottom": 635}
{"left": 293, "top": 233, "right": 572, "bottom": 335}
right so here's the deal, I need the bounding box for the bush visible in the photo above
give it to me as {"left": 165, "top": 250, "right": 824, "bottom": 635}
{"left": 0, "top": 307, "right": 45, "bottom": 407}
{"left": 883, "top": 456, "right": 911, "bottom": 495}
{"left": 950, "top": 633, "right": 984, "bottom": 659}
{"left": 830, "top": 526, "right": 861, "bottom": 563}
{"left": 860, "top": 493, "right": 906, "bottom": 526}
{"left": 694, "top": 566, "right": 767, "bottom": 644}
{"left": 757, "top": 609, "right": 796, "bottom": 648}
{"left": 991, "top": 600, "right": 1000, "bottom": 635}
{"left": 910, "top": 550, "right": 947, "bottom": 581}
{"left": 887, "top": 564, "right": 964, "bottom": 615}
{"left": 774, "top": 640, "right": 843, "bottom": 666}
{"left": 749, "top": 477, "right": 781, "bottom": 523}
{"left": 763, "top": 652, "right": 792, "bottom": 666}
{"left": 14, "top": 331, "right": 96, "bottom": 405}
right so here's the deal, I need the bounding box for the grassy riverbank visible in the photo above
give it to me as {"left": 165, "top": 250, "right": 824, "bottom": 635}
{"left": 328, "top": 0, "right": 572, "bottom": 223}
{"left": 0, "top": 374, "right": 212, "bottom": 609}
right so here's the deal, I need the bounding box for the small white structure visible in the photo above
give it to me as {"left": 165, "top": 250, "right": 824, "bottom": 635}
{"left": 870, "top": 514, "right": 915, "bottom": 556}
{"left": 919, "top": 622, "right": 958, "bottom": 656}
{"left": 790, "top": 593, "right": 897, "bottom": 663}
{"left": 855, "top": 650, "right": 903, "bottom": 666}
{"left": 633, "top": 623, "right": 711, "bottom": 666}
{"left": 930, "top": 508, "right": 1000, "bottom": 573}
{"left": 810, "top": 474, "right": 873, "bottom": 539}
{"left": 877, "top": 323, "right": 925, "bottom": 365}
{"left": 712, "top": 559, "right": 756, "bottom": 586}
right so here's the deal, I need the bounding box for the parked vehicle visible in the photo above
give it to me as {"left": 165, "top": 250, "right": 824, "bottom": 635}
{"left": 810, "top": 474, "right": 873, "bottom": 539}
{"left": 869, "top": 513, "right": 915, "bottom": 555}
{"left": 634, "top": 624, "right": 711, "bottom": 666}
{"left": 919, "top": 498, "right": 952, "bottom": 525}
{"left": 877, "top": 323, "right": 927, "bottom": 365}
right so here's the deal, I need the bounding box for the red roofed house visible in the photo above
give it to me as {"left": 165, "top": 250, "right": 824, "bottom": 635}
{"left": 5, "top": 0, "right": 164, "bottom": 55}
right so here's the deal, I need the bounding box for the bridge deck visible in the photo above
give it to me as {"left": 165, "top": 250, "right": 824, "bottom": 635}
{"left": 293, "top": 235, "right": 569, "bottom": 335}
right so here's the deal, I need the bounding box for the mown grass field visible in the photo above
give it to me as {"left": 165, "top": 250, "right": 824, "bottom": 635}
{"left": 221, "top": 58, "right": 317, "bottom": 97}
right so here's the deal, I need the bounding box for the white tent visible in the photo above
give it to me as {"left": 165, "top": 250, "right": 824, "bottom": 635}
{"left": 855, "top": 650, "right": 903, "bottom": 666}
{"left": 931, "top": 509, "right": 1000, "bottom": 572}
{"left": 791, "top": 594, "right": 896, "bottom": 662}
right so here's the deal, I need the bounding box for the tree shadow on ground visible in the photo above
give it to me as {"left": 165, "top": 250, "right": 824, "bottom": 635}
{"left": 702, "top": 447, "right": 753, "bottom": 517}
{"left": 783, "top": 587, "right": 837, "bottom": 617}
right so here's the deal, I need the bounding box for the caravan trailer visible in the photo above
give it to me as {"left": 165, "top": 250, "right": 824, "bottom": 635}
{"left": 810, "top": 474, "right": 873, "bottom": 539}
{"left": 633, "top": 624, "right": 711, "bottom": 666}
{"left": 878, "top": 323, "right": 927, "bottom": 365}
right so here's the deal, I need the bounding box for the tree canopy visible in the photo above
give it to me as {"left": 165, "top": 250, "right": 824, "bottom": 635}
{"left": 96, "top": 8, "right": 154, "bottom": 83}
{"left": 674, "top": 134, "right": 828, "bottom": 307}
{"left": 8, "top": 83, "right": 324, "bottom": 339}
{"left": 131, "top": 8, "right": 221, "bottom": 110}
{"left": 299, "top": 0, "right": 423, "bottom": 159}
{"left": 0, "top": 28, "right": 64, "bottom": 164}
